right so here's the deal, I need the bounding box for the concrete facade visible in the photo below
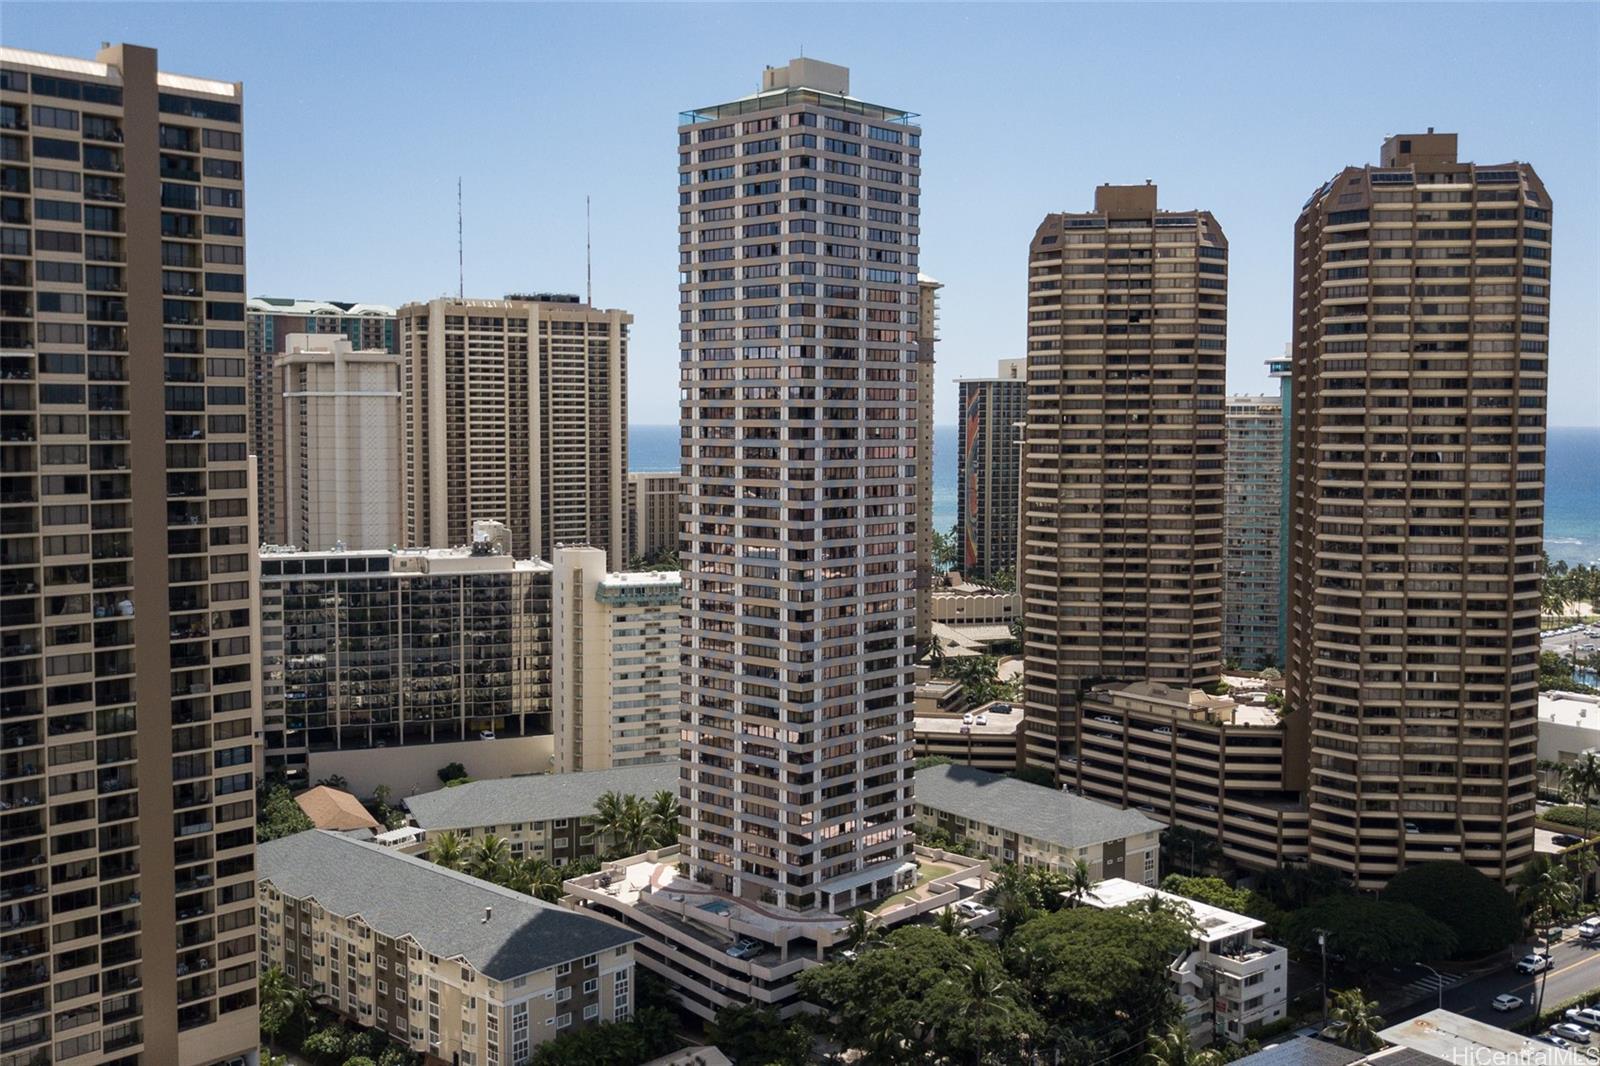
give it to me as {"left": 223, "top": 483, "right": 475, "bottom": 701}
{"left": 1223, "top": 394, "right": 1283, "bottom": 670}
{"left": 275, "top": 332, "right": 402, "bottom": 551}
{"left": 551, "top": 546, "right": 680, "bottom": 773}
{"left": 1021, "top": 183, "right": 1226, "bottom": 779}
{"left": 397, "top": 295, "right": 629, "bottom": 563}
{"left": 0, "top": 43, "right": 259, "bottom": 1066}
{"left": 257, "top": 524, "right": 554, "bottom": 788}
{"left": 625, "top": 470, "right": 680, "bottom": 564}
{"left": 955, "top": 359, "right": 1025, "bottom": 581}
{"left": 1283, "top": 133, "right": 1549, "bottom": 887}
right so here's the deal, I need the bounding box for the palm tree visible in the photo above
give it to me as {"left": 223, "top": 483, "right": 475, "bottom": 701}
{"left": 1519, "top": 862, "right": 1579, "bottom": 1011}
{"left": 935, "top": 905, "right": 965, "bottom": 938}
{"left": 426, "top": 829, "right": 464, "bottom": 871}
{"left": 645, "top": 789, "right": 680, "bottom": 848}
{"left": 1140, "top": 1026, "right": 1224, "bottom": 1066}
{"left": 258, "top": 965, "right": 310, "bottom": 1042}
{"left": 841, "top": 911, "right": 884, "bottom": 952}
{"left": 942, "top": 956, "right": 1029, "bottom": 1066}
{"left": 465, "top": 834, "right": 511, "bottom": 883}
{"left": 1065, "top": 858, "right": 1093, "bottom": 907}
{"left": 594, "top": 790, "right": 650, "bottom": 856}
{"left": 1564, "top": 751, "right": 1600, "bottom": 840}
{"left": 1329, "top": 988, "right": 1385, "bottom": 1052}
{"left": 520, "top": 857, "right": 564, "bottom": 903}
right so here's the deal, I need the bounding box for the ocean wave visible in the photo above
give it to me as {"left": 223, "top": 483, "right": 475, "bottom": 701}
{"left": 1546, "top": 538, "right": 1586, "bottom": 546}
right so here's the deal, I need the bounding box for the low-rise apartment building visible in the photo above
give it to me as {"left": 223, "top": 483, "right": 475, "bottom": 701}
{"left": 257, "top": 521, "right": 554, "bottom": 795}
{"left": 403, "top": 762, "right": 678, "bottom": 865}
{"left": 1074, "top": 681, "right": 1308, "bottom": 871}
{"left": 259, "top": 830, "right": 639, "bottom": 1066}
{"left": 1083, "top": 878, "right": 1288, "bottom": 1046}
{"left": 913, "top": 763, "right": 1163, "bottom": 883}
{"left": 551, "top": 546, "right": 680, "bottom": 772}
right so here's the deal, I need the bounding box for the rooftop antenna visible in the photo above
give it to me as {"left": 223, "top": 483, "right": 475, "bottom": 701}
{"left": 456, "top": 177, "right": 464, "bottom": 299}
{"left": 586, "top": 194, "right": 592, "bottom": 306}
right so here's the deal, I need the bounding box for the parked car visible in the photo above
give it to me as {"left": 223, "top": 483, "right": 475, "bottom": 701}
{"left": 1554, "top": 834, "right": 1585, "bottom": 848}
{"left": 961, "top": 713, "right": 974, "bottom": 726}
{"left": 974, "top": 714, "right": 988, "bottom": 726}
{"left": 724, "top": 937, "right": 761, "bottom": 960}
{"left": 1539, "top": 1034, "right": 1573, "bottom": 1050}
{"left": 1319, "top": 1021, "right": 1348, "bottom": 1041}
{"left": 1579, "top": 917, "right": 1600, "bottom": 940}
{"left": 1551, "top": 1023, "right": 1592, "bottom": 1044}
{"left": 1493, "top": 994, "right": 1524, "bottom": 1012}
{"left": 956, "top": 898, "right": 988, "bottom": 918}
{"left": 1517, "top": 952, "right": 1553, "bottom": 975}
{"left": 1566, "top": 1007, "right": 1600, "bottom": 1030}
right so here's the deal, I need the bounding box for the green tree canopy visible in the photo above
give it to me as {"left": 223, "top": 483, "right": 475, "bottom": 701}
{"left": 257, "top": 784, "right": 314, "bottom": 842}
{"left": 1160, "top": 875, "right": 1284, "bottom": 938}
{"left": 526, "top": 1006, "right": 679, "bottom": 1066}
{"left": 436, "top": 761, "right": 468, "bottom": 785}
{"left": 1004, "top": 902, "right": 1193, "bottom": 1060}
{"left": 1279, "top": 896, "right": 1456, "bottom": 968}
{"left": 706, "top": 1004, "right": 813, "bottom": 1066}
{"left": 1381, "top": 862, "right": 1521, "bottom": 958}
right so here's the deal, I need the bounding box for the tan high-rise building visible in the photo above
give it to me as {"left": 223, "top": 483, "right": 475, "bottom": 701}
{"left": 247, "top": 297, "right": 397, "bottom": 547}
{"left": 1223, "top": 394, "right": 1283, "bottom": 670}
{"left": 0, "top": 43, "right": 259, "bottom": 1065}
{"left": 551, "top": 545, "right": 680, "bottom": 772}
{"left": 625, "top": 469, "right": 679, "bottom": 564}
{"left": 955, "top": 358, "right": 1026, "bottom": 581}
{"left": 1284, "top": 132, "right": 1549, "bottom": 887}
{"left": 397, "top": 294, "right": 629, "bottom": 561}
{"left": 1021, "top": 184, "right": 1226, "bottom": 777}
{"left": 678, "top": 57, "right": 921, "bottom": 910}
{"left": 276, "top": 332, "right": 402, "bottom": 550}
{"left": 913, "top": 274, "right": 941, "bottom": 651}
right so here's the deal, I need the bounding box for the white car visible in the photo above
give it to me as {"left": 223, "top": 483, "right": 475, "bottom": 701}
{"left": 961, "top": 713, "right": 974, "bottom": 726}
{"left": 1492, "top": 994, "right": 1524, "bottom": 1012}
{"left": 1516, "top": 952, "right": 1552, "bottom": 975}
{"left": 974, "top": 714, "right": 988, "bottom": 726}
{"left": 1580, "top": 918, "right": 1600, "bottom": 940}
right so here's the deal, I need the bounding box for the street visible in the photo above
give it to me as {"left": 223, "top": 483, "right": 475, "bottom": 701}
{"left": 1384, "top": 926, "right": 1600, "bottom": 1030}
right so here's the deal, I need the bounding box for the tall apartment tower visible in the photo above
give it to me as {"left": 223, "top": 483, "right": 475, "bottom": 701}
{"left": 1267, "top": 353, "right": 1293, "bottom": 666}
{"left": 1223, "top": 394, "right": 1283, "bottom": 670}
{"left": 1285, "top": 132, "right": 1549, "bottom": 887}
{"left": 677, "top": 58, "right": 921, "bottom": 909}
{"left": 956, "top": 358, "right": 1026, "bottom": 580}
{"left": 397, "top": 294, "right": 629, "bottom": 561}
{"left": 0, "top": 44, "right": 259, "bottom": 1065}
{"left": 1020, "top": 184, "right": 1226, "bottom": 776}
{"left": 626, "top": 469, "right": 680, "bottom": 564}
{"left": 913, "top": 274, "right": 941, "bottom": 651}
{"left": 246, "top": 296, "right": 397, "bottom": 546}
{"left": 276, "top": 332, "right": 402, "bottom": 550}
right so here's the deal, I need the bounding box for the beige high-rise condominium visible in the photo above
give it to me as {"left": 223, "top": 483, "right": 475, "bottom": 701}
{"left": 956, "top": 358, "right": 1026, "bottom": 581}
{"left": 1284, "top": 132, "right": 1549, "bottom": 887}
{"left": 1021, "top": 183, "right": 1226, "bottom": 777}
{"left": 0, "top": 43, "right": 259, "bottom": 1065}
{"left": 551, "top": 545, "right": 680, "bottom": 772}
{"left": 247, "top": 297, "right": 396, "bottom": 546}
{"left": 626, "top": 469, "right": 680, "bottom": 563}
{"left": 678, "top": 58, "right": 921, "bottom": 910}
{"left": 276, "top": 332, "right": 402, "bottom": 550}
{"left": 397, "top": 294, "right": 629, "bottom": 561}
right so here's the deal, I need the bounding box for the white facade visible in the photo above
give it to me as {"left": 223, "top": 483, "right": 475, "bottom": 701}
{"left": 1082, "top": 878, "right": 1287, "bottom": 1046}
{"left": 552, "top": 546, "right": 680, "bottom": 772}
{"left": 277, "top": 332, "right": 403, "bottom": 550}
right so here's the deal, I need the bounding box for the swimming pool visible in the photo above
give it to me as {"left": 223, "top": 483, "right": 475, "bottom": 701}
{"left": 698, "top": 900, "right": 733, "bottom": 916}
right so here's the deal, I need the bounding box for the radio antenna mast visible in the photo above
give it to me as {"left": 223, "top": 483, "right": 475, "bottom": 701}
{"left": 457, "top": 177, "right": 464, "bottom": 299}
{"left": 586, "top": 194, "right": 592, "bottom": 306}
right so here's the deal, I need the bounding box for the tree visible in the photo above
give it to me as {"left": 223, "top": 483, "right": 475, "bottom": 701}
{"left": 465, "top": 834, "right": 511, "bottom": 883}
{"left": 426, "top": 830, "right": 464, "bottom": 871}
{"left": 1160, "top": 825, "right": 1221, "bottom": 877}
{"left": 436, "top": 761, "right": 467, "bottom": 785}
{"left": 941, "top": 654, "right": 1012, "bottom": 707}
{"left": 1381, "top": 862, "right": 1521, "bottom": 958}
{"left": 706, "top": 1004, "right": 813, "bottom": 1066}
{"left": 300, "top": 1026, "right": 348, "bottom": 1066}
{"left": 644, "top": 789, "right": 680, "bottom": 848}
{"left": 982, "top": 569, "right": 1016, "bottom": 594}
{"left": 511, "top": 856, "right": 564, "bottom": 903}
{"left": 1009, "top": 765, "right": 1056, "bottom": 788}
{"left": 936, "top": 905, "right": 965, "bottom": 937}
{"left": 916, "top": 754, "right": 955, "bottom": 770}
{"left": 1517, "top": 859, "right": 1579, "bottom": 1011}
{"left": 1563, "top": 751, "right": 1600, "bottom": 839}
{"left": 342, "top": 1058, "right": 377, "bottom": 1066}
{"left": 316, "top": 773, "right": 349, "bottom": 790}
{"left": 928, "top": 955, "right": 1038, "bottom": 1065}
{"left": 257, "top": 783, "right": 314, "bottom": 842}
{"left": 258, "top": 965, "right": 310, "bottom": 1043}
{"left": 376, "top": 1048, "right": 415, "bottom": 1066}
{"left": 1280, "top": 897, "right": 1456, "bottom": 968}
{"left": 1141, "top": 1026, "right": 1225, "bottom": 1066}
{"left": 1329, "top": 988, "right": 1384, "bottom": 1052}
{"left": 1254, "top": 863, "right": 1347, "bottom": 912}
{"left": 933, "top": 524, "right": 960, "bottom": 571}
{"left": 841, "top": 911, "right": 885, "bottom": 952}
{"left": 1065, "top": 859, "right": 1093, "bottom": 908}
{"left": 526, "top": 1006, "right": 679, "bottom": 1065}
{"left": 1005, "top": 902, "right": 1193, "bottom": 1061}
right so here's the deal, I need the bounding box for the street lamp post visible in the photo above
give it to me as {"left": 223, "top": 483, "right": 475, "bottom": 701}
{"left": 1317, "top": 930, "right": 1329, "bottom": 1024}
{"left": 1417, "top": 962, "right": 1445, "bottom": 1011}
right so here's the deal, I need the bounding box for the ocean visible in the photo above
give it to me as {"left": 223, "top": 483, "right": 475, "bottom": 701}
{"left": 629, "top": 424, "right": 1600, "bottom": 567}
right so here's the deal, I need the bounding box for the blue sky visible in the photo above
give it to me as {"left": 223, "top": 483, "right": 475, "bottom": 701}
{"left": 10, "top": 2, "right": 1599, "bottom": 425}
